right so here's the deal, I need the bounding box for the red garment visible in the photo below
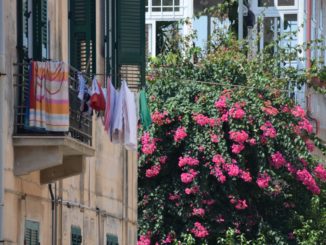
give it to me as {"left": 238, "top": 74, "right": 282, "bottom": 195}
{"left": 90, "top": 79, "right": 106, "bottom": 111}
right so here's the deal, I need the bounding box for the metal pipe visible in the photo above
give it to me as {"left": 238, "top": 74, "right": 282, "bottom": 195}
{"left": 48, "top": 184, "right": 55, "bottom": 245}
{"left": 0, "top": 0, "right": 5, "bottom": 241}
{"left": 238, "top": 0, "right": 244, "bottom": 40}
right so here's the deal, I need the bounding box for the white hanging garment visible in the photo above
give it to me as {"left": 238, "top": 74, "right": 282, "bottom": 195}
{"left": 111, "top": 82, "right": 124, "bottom": 144}
{"left": 122, "top": 81, "right": 138, "bottom": 151}
{"left": 77, "top": 73, "right": 87, "bottom": 100}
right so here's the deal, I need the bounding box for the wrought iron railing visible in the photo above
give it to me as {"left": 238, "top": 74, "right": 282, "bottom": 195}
{"left": 13, "top": 62, "right": 93, "bottom": 146}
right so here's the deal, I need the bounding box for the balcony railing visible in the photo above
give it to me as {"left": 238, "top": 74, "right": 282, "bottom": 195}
{"left": 13, "top": 62, "right": 92, "bottom": 146}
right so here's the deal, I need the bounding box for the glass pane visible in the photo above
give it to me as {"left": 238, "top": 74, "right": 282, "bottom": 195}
{"left": 152, "top": 0, "right": 161, "bottom": 11}
{"left": 283, "top": 14, "right": 298, "bottom": 49}
{"left": 278, "top": 0, "right": 295, "bottom": 6}
{"left": 258, "top": 0, "right": 275, "bottom": 7}
{"left": 263, "top": 17, "right": 280, "bottom": 47}
{"left": 163, "top": 0, "right": 173, "bottom": 6}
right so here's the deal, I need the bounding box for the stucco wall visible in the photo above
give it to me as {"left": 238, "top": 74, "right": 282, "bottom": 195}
{"left": 1, "top": 0, "right": 138, "bottom": 244}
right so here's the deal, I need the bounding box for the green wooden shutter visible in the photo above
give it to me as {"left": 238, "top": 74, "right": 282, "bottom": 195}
{"left": 106, "top": 234, "right": 119, "bottom": 245}
{"left": 116, "top": 0, "right": 145, "bottom": 87}
{"left": 17, "top": 0, "right": 30, "bottom": 62}
{"left": 32, "top": 0, "right": 47, "bottom": 60}
{"left": 24, "top": 220, "right": 40, "bottom": 245}
{"left": 71, "top": 226, "right": 82, "bottom": 245}
{"left": 69, "top": 0, "right": 96, "bottom": 75}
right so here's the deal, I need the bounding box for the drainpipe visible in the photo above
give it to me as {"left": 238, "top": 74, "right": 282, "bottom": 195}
{"left": 305, "top": 0, "right": 320, "bottom": 134}
{"left": 0, "top": 0, "right": 5, "bottom": 242}
{"left": 238, "top": 0, "right": 244, "bottom": 40}
{"left": 49, "top": 184, "right": 56, "bottom": 245}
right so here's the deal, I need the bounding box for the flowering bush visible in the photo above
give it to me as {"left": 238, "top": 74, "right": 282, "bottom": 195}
{"left": 138, "top": 33, "right": 326, "bottom": 244}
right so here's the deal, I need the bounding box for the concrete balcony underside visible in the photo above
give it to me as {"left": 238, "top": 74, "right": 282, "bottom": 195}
{"left": 13, "top": 136, "right": 95, "bottom": 184}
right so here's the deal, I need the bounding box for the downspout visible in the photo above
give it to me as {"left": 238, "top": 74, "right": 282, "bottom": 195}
{"left": 238, "top": 0, "right": 244, "bottom": 40}
{"left": 0, "top": 0, "right": 5, "bottom": 242}
{"left": 305, "top": 0, "right": 320, "bottom": 134}
{"left": 49, "top": 184, "right": 56, "bottom": 245}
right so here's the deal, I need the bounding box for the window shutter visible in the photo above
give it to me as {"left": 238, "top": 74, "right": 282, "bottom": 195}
{"left": 17, "top": 0, "right": 30, "bottom": 62}
{"left": 69, "top": 0, "right": 96, "bottom": 75}
{"left": 116, "top": 0, "right": 145, "bottom": 88}
{"left": 32, "top": 0, "right": 48, "bottom": 60}
{"left": 24, "top": 220, "right": 40, "bottom": 245}
{"left": 71, "top": 226, "right": 82, "bottom": 245}
{"left": 106, "top": 234, "right": 119, "bottom": 245}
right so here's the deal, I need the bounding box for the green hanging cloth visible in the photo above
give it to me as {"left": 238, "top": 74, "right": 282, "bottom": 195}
{"left": 139, "top": 89, "right": 152, "bottom": 130}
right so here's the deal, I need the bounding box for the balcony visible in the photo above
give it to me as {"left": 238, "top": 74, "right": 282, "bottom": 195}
{"left": 13, "top": 62, "right": 95, "bottom": 184}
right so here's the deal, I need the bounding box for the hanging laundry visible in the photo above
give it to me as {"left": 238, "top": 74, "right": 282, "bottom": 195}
{"left": 139, "top": 89, "right": 152, "bottom": 130}
{"left": 111, "top": 81, "right": 124, "bottom": 144}
{"left": 109, "top": 81, "right": 118, "bottom": 139}
{"left": 77, "top": 73, "right": 87, "bottom": 100}
{"left": 122, "top": 81, "right": 137, "bottom": 151}
{"left": 28, "top": 61, "right": 70, "bottom": 132}
{"left": 103, "top": 77, "right": 111, "bottom": 132}
{"left": 90, "top": 78, "right": 106, "bottom": 111}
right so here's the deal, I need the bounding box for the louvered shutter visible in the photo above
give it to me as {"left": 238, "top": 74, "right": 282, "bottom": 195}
{"left": 32, "top": 0, "right": 47, "bottom": 60}
{"left": 106, "top": 234, "right": 119, "bottom": 245}
{"left": 69, "top": 0, "right": 96, "bottom": 75}
{"left": 71, "top": 226, "right": 82, "bottom": 245}
{"left": 24, "top": 220, "right": 40, "bottom": 245}
{"left": 116, "top": 0, "right": 145, "bottom": 88}
{"left": 17, "top": 0, "right": 30, "bottom": 62}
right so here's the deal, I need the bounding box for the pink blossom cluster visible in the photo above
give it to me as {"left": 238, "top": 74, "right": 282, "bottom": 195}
{"left": 191, "top": 222, "right": 209, "bottom": 238}
{"left": 256, "top": 172, "right": 271, "bottom": 189}
{"left": 229, "top": 106, "right": 246, "bottom": 119}
{"left": 159, "top": 155, "right": 168, "bottom": 164}
{"left": 162, "top": 234, "right": 173, "bottom": 244}
{"left": 229, "top": 196, "right": 248, "bottom": 210}
{"left": 192, "top": 208, "right": 205, "bottom": 217}
{"left": 240, "top": 170, "right": 252, "bottom": 182}
{"left": 146, "top": 164, "right": 161, "bottom": 178}
{"left": 270, "top": 151, "right": 287, "bottom": 169}
{"left": 298, "top": 118, "right": 313, "bottom": 133}
{"left": 296, "top": 168, "right": 320, "bottom": 194}
{"left": 137, "top": 233, "right": 151, "bottom": 245}
{"left": 291, "top": 105, "right": 305, "bottom": 118}
{"left": 211, "top": 134, "right": 219, "bottom": 143}
{"left": 212, "top": 154, "right": 226, "bottom": 166}
{"left": 224, "top": 163, "right": 240, "bottom": 177}
{"left": 151, "top": 111, "right": 171, "bottom": 125}
{"left": 174, "top": 126, "right": 187, "bottom": 142}
{"left": 260, "top": 121, "right": 277, "bottom": 138}
{"left": 180, "top": 169, "right": 198, "bottom": 184}
{"left": 168, "top": 193, "right": 181, "bottom": 201}
{"left": 210, "top": 165, "right": 227, "bottom": 183}
{"left": 141, "top": 132, "right": 156, "bottom": 155}
{"left": 231, "top": 144, "right": 245, "bottom": 154}
{"left": 305, "top": 139, "right": 315, "bottom": 152}
{"left": 314, "top": 164, "right": 326, "bottom": 182}
{"left": 229, "top": 130, "right": 249, "bottom": 144}
{"left": 202, "top": 199, "right": 215, "bottom": 205}
{"left": 185, "top": 185, "right": 199, "bottom": 195}
{"left": 178, "top": 156, "right": 199, "bottom": 168}
{"left": 262, "top": 105, "right": 279, "bottom": 116}
{"left": 193, "top": 114, "right": 215, "bottom": 126}
{"left": 214, "top": 95, "right": 227, "bottom": 109}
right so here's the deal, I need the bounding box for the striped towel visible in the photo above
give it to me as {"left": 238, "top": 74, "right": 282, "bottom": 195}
{"left": 29, "top": 61, "right": 70, "bottom": 132}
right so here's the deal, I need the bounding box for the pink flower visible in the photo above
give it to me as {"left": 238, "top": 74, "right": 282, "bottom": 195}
{"left": 192, "top": 208, "right": 205, "bottom": 217}
{"left": 248, "top": 138, "right": 256, "bottom": 145}
{"left": 193, "top": 114, "right": 210, "bottom": 126}
{"left": 145, "top": 165, "right": 161, "bottom": 178}
{"left": 185, "top": 185, "right": 199, "bottom": 195}
{"left": 297, "top": 169, "right": 320, "bottom": 194}
{"left": 240, "top": 170, "right": 252, "bottom": 182}
{"left": 159, "top": 156, "right": 168, "bottom": 164}
{"left": 141, "top": 132, "right": 156, "bottom": 155}
{"left": 221, "top": 112, "right": 229, "bottom": 122}
{"left": 229, "top": 107, "right": 246, "bottom": 119}
{"left": 305, "top": 139, "right": 315, "bottom": 152}
{"left": 151, "top": 111, "right": 170, "bottom": 125}
{"left": 212, "top": 154, "right": 225, "bottom": 166}
{"left": 174, "top": 126, "right": 187, "bottom": 142}
{"left": 180, "top": 170, "right": 198, "bottom": 184}
{"left": 298, "top": 118, "right": 313, "bottom": 133}
{"left": 229, "top": 130, "right": 249, "bottom": 144}
{"left": 262, "top": 106, "right": 279, "bottom": 116}
{"left": 138, "top": 233, "right": 151, "bottom": 245}
{"left": 178, "top": 156, "right": 199, "bottom": 168}
{"left": 291, "top": 105, "right": 305, "bottom": 118}
{"left": 198, "top": 145, "right": 205, "bottom": 152}
{"left": 216, "top": 215, "right": 225, "bottom": 223}
{"left": 210, "top": 165, "right": 226, "bottom": 183}
{"left": 270, "top": 152, "right": 286, "bottom": 169}
{"left": 235, "top": 199, "right": 248, "bottom": 210}
{"left": 256, "top": 172, "right": 271, "bottom": 189}
{"left": 168, "top": 193, "right": 181, "bottom": 201}
{"left": 211, "top": 134, "right": 219, "bottom": 143}
{"left": 191, "top": 222, "right": 209, "bottom": 238}
{"left": 286, "top": 162, "right": 297, "bottom": 175}
{"left": 215, "top": 96, "right": 227, "bottom": 109}
{"left": 162, "top": 234, "right": 173, "bottom": 244}
{"left": 224, "top": 164, "right": 240, "bottom": 177}
{"left": 314, "top": 164, "right": 326, "bottom": 182}
{"left": 232, "top": 144, "right": 245, "bottom": 154}
{"left": 202, "top": 199, "right": 215, "bottom": 205}
{"left": 260, "top": 121, "right": 277, "bottom": 138}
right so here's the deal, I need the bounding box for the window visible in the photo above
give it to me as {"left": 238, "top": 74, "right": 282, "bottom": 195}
{"left": 107, "top": 234, "right": 119, "bottom": 245}
{"left": 24, "top": 220, "right": 40, "bottom": 245}
{"left": 278, "top": 0, "right": 295, "bottom": 6}
{"left": 17, "top": 0, "right": 48, "bottom": 62}
{"left": 283, "top": 14, "right": 298, "bottom": 50}
{"left": 262, "top": 17, "right": 280, "bottom": 49}
{"left": 147, "top": 0, "right": 180, "bottom": 12}
{"left": 69, "top": 0, "right": 96, "bottom": 75}
{"left": 71, "top": 226, "right": 82, "bottom": 245}
{"left": 258, "top": 0, "right": 274, "bottom": 7}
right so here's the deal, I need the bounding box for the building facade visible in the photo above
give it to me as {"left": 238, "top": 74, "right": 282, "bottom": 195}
{"left": 0, "top": 0, "right": 144, "bottom": 244}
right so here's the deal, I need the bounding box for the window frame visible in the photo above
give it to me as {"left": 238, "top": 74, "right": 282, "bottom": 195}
{"left": 254, "top": 0, "right": 298, "bottom": 10}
